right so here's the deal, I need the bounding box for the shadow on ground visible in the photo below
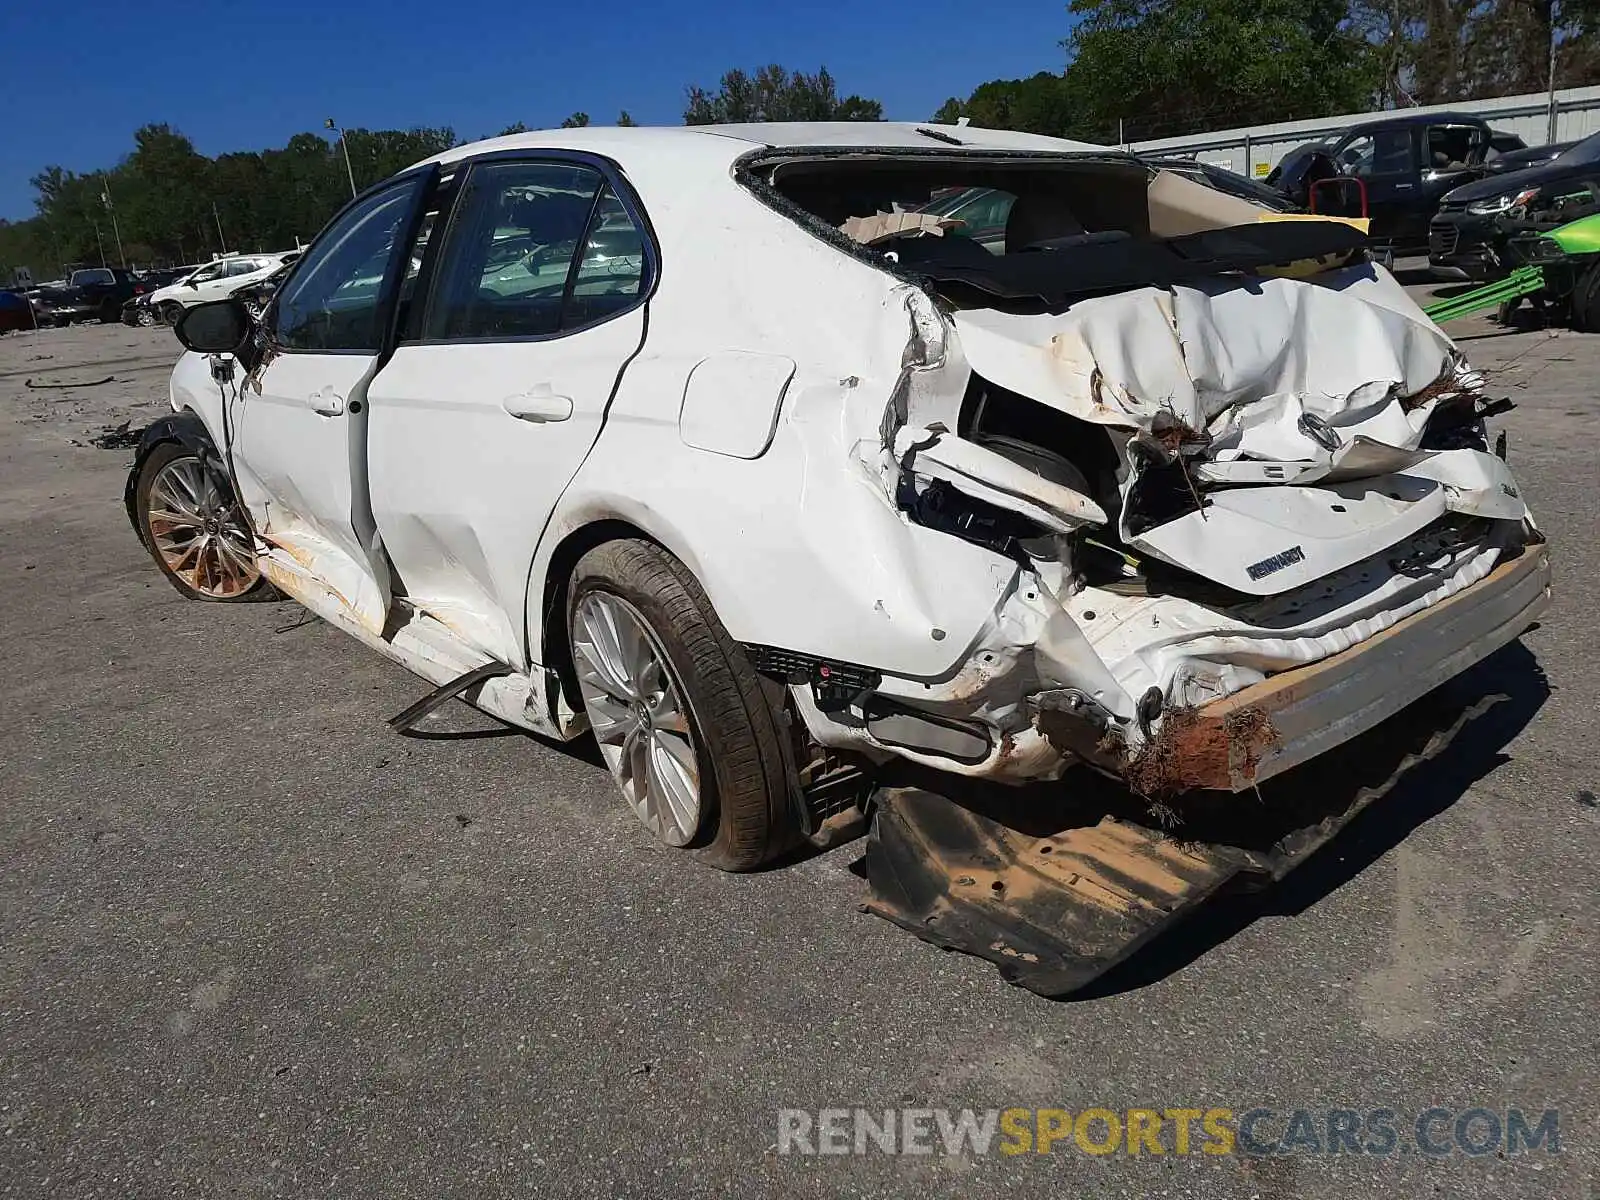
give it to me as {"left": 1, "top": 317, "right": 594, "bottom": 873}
{"left": 1068, "top": 641, "right": 1550, "bottom": 999}
{"left": 839, "top": 641, "right": 1549, "bottom": 1001}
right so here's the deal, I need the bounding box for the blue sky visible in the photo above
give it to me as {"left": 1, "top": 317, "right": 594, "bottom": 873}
{"left": 0, "top": 0, "right": 1071, "bottom": 220}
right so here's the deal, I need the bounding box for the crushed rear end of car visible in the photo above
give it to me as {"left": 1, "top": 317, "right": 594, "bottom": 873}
{"left": 741, "top": 145, "right": 1550, "bottom": 992}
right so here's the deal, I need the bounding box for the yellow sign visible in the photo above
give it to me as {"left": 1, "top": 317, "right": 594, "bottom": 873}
{"left": 1254, "top": 161, "right": 1271, "bottom": 177}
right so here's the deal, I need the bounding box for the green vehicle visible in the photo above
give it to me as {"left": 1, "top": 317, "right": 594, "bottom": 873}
{"left": 1424, "top": 209, "right": 1600, "bottom": 329}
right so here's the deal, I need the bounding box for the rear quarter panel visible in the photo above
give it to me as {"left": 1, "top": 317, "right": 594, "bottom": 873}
{"left": 527, "top": 147, "right": 1018, "bottom": 680}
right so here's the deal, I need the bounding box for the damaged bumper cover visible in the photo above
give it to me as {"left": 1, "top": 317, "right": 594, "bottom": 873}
{"left": 792, "top": 529, "right": 1549, "bottom": 793}
{"left": 1044, "top": 545, "right": 1550, "bottom": 792}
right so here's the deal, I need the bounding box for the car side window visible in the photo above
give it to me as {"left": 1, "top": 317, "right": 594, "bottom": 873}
{"left": 1340, "top": 130, "right": 1413, "bottom": 178}
{"left": 1427, "top": 125, "right": 1476, "bottom": 172}
{"left": 271, "top": 176, "right": 427, "bottom": 352}
{"left": 957, "top": 190, "right": 1015, "bottom": 235}
{"left": 421, "top": 160, "right": 607, "bottom": 341}
{"left": 225, "top": 258, "right": 260, "bottom": 277}
{"left": 189, "top": 262, "right": 226, "bottom": 284}
{"left": 564, "top": 187, "right": 648, "bottom": 328}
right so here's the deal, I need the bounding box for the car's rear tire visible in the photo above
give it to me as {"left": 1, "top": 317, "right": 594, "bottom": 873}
{"left": 566, "top": 539, "right": 794, "bottom": 871}
{"left": 134, "top": 442, "right": 268, "bottom": 602}
{"left": 98, "top": 297, "right": 119, "bottom": 324}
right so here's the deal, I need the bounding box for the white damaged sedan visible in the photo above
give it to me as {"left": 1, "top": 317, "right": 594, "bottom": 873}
{"left": 127, "top": 124, "right": 1550, "bottom": 910}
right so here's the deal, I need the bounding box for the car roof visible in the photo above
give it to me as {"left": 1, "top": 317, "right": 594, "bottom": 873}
{"left": 426, "top": 122, "right": 1108, "bottom": 169}
{"left": 419, "top": 124, "right": 1121, "bottom": 262}
{"left": 1344, "top": 111, "right": 1486, "bottom": 133}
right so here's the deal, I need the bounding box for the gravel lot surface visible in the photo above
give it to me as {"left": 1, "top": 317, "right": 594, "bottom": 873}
{"left": 1, "top": 297, "right": 1594, "bottom": 1197}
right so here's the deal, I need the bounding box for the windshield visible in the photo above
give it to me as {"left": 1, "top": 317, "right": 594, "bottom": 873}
{"left": 70, "top": 269, "right": 113, "bottom": 287}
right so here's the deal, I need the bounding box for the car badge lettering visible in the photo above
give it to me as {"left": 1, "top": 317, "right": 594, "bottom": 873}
{"left": 1247, "top": 545, "right": 1306, "bottom": 581}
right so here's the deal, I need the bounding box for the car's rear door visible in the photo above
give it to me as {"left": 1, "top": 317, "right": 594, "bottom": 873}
{"left": 1336, "top": 127, "right": 1421, "bottom": 245}
{"left": 229, "top": 168, "right": 436, "bottom": 634}
{"left": 365, "top": 154, "right": 653, "bottom": 666}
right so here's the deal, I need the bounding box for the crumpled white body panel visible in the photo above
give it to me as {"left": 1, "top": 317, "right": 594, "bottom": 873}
{"left": 950, "top": 262, "right": 1454, "bottom": 461}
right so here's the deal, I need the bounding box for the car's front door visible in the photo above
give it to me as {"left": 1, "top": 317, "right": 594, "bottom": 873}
{"left": 365, "top": 155, "right": 653, "bottom": 666}
{"left": 230, "top": 169, "right": 435, "bottom": 633}
{"left": 178, "top": 260, "right": 230, "bottom": 304}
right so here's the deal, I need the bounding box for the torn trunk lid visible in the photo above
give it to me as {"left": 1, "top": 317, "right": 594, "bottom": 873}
{"left": 940, "top": 262, "right": 1507, "bottom": 592}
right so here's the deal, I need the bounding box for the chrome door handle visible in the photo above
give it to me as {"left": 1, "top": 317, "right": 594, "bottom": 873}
{"left": 502, "top": 387, "right": 573, "bottom": 423}
{"left": 309, "top": 389, "right": 346, "bottom": 417}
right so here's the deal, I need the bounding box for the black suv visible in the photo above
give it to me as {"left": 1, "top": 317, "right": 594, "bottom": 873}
{"left": 1430, "top": 131, "right": 1600, "bottom": 279}
{"left": 31, "top": 267, "right": 140, "bottom": 326}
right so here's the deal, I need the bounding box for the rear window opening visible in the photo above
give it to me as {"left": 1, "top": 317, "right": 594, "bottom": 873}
{"left": 742, "top": 150, "right": 1365, "bottom": 312}
{"left": 768, "top": 155, "right": 1161, "bottom": 251}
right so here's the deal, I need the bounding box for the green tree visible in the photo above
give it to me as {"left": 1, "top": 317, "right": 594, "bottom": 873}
{"left": 1059, "top": 0, "right": 1379, "bottom": 142}
{"left": 617, "top": 110, "right": 637, "bottom": 126}
{"left": 561, "top": 112, "right": 591, "bottom": 128}
{"left": 683, "top": 65, "right": 882, "bottom": 123}
{"left": 117, "top": 124, "right": 213, "bottom": 260}
{"left": 931, "top": 73, "right": 1075, "bottom": 136}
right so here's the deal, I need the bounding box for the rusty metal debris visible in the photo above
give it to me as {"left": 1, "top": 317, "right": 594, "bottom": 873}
{"left": 865, "top": 687, "right": 1509, "bottom": 996}
{"left": 1123, "top": 705, "right": 1280, "bottom": 797}
{"left": 864, "top": 786, "right": 1252, "bottom": 996}
{"left": 1137, "top": 410, "right": 1212, "bottom": 462}
{"left": 1033, "top": 695, "right": 1280, "bottom": 799}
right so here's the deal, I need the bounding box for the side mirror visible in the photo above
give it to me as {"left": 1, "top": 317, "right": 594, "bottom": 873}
{"left": 174, "top": 299, "right": 253, "bottom": 354}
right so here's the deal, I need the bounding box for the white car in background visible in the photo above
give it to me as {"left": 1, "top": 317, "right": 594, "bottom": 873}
{"left": 148, "top": 252, "right": 299, "bottom": 323}
{"left": 122, "top": 124, "right": 1552, "bottom": 993}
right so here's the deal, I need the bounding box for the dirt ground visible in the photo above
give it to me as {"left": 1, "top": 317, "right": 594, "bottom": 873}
{"left": 0, "top": 303, "right": 1595, "bottom": 1198}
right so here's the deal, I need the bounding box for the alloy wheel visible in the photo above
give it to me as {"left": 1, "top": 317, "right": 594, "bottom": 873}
{"left": 571, "top": 591, "right": 702, "bottom": 846}
{"left": 144, "top": 456, "right": 260, "bottom": 597}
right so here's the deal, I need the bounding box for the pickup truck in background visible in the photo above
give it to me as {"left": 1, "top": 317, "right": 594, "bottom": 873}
{"left": 1267, "top": 112, "right": 1512, "bottom": 253}
{"left": 30, "top": 267, "right": 140, "bottom": 326}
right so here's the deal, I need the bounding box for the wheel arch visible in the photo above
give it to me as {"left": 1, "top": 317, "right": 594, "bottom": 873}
{"left": 532, "top": 511, "right": 707, "bottom": 730}
{"left": 123, "top": 409, "right": 220, "bottom": 546}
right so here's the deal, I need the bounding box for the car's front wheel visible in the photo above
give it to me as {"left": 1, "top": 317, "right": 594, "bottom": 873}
{"left": 135, "top": 305, "right": 158, "bottom": 327}
{"left": 134, "top": 442, "right": 267, "bottom": 601}
{"left": 567, "top": 540, "right": 794, "bottom": 871}
{"left": 159, "top": 301, "right": 184, "bottom": 326}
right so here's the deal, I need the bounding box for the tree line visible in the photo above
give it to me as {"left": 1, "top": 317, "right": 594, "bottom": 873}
{"left": 935, "top": 0, "right": 1600, "bottom": 144}
{"left": 6, "top": 1, "right": 1599, "bottom": 280}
